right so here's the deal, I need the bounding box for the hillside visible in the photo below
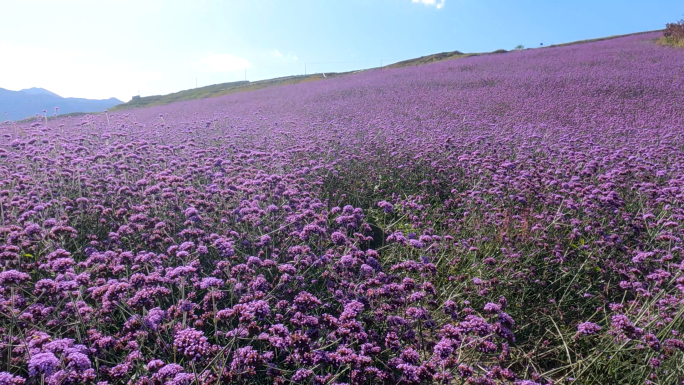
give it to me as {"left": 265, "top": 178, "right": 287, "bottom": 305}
{"left": 112, "top": 30, "right": 663, "bottom": 111}
{"left": 0, "top": 87, "right": 122, "bottom": 121}
{"left": 110, "top": 72, "right": 356, "bottom": 111}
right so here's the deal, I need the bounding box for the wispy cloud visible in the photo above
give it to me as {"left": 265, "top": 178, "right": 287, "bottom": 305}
{"left": 196, "top": 52, "right": 251, "bottom": 72}
{"left": 412, "top": 0, "right": 445, "bottom": 9}
{"left": 266, "top": 49, "right": 298, "bottom": 62}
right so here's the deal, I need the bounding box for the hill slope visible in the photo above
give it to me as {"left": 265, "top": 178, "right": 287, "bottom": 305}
{"left": 112, "top": 30, "right": 662, "bottom": 111}
{"left": 111, "top": 72, "right": 355, "bottom": 111}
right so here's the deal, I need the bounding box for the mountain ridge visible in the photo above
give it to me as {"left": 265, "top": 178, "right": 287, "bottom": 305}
{"left": 0, "top": 87, "right": 122, "bottom": 121}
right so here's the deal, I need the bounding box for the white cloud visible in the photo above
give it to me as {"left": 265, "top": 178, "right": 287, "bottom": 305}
{"left": 264, "top": 49, "right": 298, "bottom": 62}
{"left": 412, "top": 0, "right": 445, "bottom": 9}
{"left": 195, "top": 52, "right": 251, "bottom": 73}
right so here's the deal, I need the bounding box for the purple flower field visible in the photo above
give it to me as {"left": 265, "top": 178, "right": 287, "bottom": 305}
{"left": 1, "top": 32, "right": 684, "bottom": 384}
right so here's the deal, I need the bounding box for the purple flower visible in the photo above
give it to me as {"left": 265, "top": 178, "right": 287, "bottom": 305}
{"left": 229, "top": 346, "right": 262, "bottom": 379}
{"left": 483, "top": 302, "right": 502, "bottom": 313}
{"left": 443, "top": 300, "right": 458, "bottom": 318}
{"left": 577, "top": 322, "right": 602, "bottom": 336}
{"left": 293, "top": 291, "right": 322, "bottom": 311}
{"left": 165, "top": 265, "right": 197, "bottom": 280}
{"left": 377, "top": 200, "right": 394, "bottom": 213}
{"left": 65, "top": 351, "right": 91, "bottom": 371}
{"left": 0, "top": 372, "right": 26, "bottom": 384}
{"left": 611, "top": 315, "right": 643, "bottom": 338}
{"left": 642, "top": 333, "right": 661, "bottom": 351}
{"left": 259, "top": 234, "right": 271, "bottom": 245}
{"left": 408, "top": 239, "right": 425, "bottom": 248}
{"left": 146, "top": 359, "right": 165, "bottom": 372}
{"left": 331, "top": 231, "right": 348, "bottom": 245}
{"left": 153, "top": 364, "right": 184, "bottom": 381}
{"left": 183, "top": 207, "right": 198, "bottom": 218}
{"left": 143, "top": 308, "right": 166, "bottom": 331}
{"left": 0, "top": 270, "right": 30, "bottom": 285}
{"left": 174, "top": 328, "right": 211, "bottom": 360}
{"left": 28, "top": 352, "right": 60, "bottom": 378}
{"left": 291, "top": 368, "right": 313, "bottom": 381}
{"left": 198, "top": 277, "right": 224, "bottom": 289}
{"left": 405, "top": 306, "right": 429, "bottom": 320}
{"left": 340, "top": 300, "right": 364, "bottom": 320}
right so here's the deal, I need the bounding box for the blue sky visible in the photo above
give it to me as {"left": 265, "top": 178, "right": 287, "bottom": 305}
{"left": 1, "top": 0, "right": 681, "bottom": 102}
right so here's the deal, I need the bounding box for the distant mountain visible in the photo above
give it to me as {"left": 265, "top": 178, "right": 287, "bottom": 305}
{"left": 0, "top": 87, "right": 123, "bottom": 121}
{"left": 18, "top": 87, "right": 62, "bottom": 97}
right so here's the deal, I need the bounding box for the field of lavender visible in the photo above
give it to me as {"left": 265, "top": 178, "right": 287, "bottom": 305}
{"left": 1, "top": 31, "right": 683, "bottom": 384}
